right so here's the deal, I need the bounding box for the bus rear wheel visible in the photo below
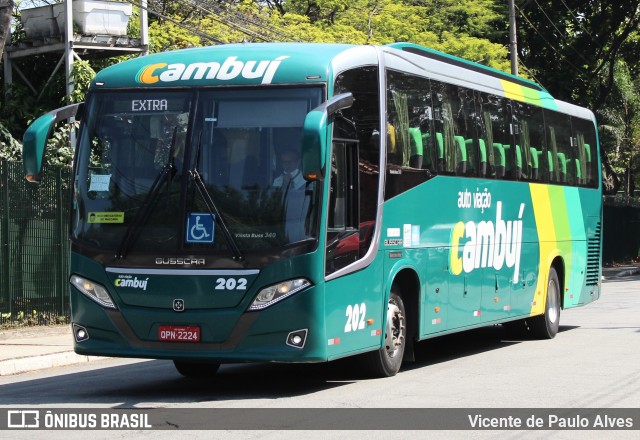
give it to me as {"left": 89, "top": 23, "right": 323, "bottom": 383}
{"left": 362, "top": 287, "right": 406, "bottom": 377}
{"left": 173, "top": 360, "right": 220, "bottom": 379}
{"left": 529, "top": 267, "right": 561, "bottom": 339}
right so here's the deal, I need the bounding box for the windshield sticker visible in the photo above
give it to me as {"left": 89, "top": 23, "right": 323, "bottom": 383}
{"left": 186, "top": 213, "right": 215, "bottom": 243}
{"left": 88, "top": 212, "right": 124, "bottom": 224}
{"left": 235, "top": 232, "right": 277, "bottom": 239}
{"left": 88, "top": 174, "right": 111, "bottom": 192}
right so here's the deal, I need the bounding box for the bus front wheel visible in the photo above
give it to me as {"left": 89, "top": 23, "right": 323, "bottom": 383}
{"left": 529, "top": 267, "right": 561, "bottom": 339}
{"left": 362, "top": 287, "right": 406, "bottom": 377}
{"left": 173, "top": 360, "right": 220, "bottom": 379}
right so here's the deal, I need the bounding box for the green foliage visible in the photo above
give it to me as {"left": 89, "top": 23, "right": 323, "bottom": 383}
{"left": 0, "top": 82, "right": 48, "bottom": 135}
{"left": 420, "top": 0, "right": 503, "bottom": 39}
{"left": 440, "top": 34, "right": 510, "bottom": 72}
{"left": 597, "top": 60, "right": 640, "bottom": 194}
{"left": 46, "top": 120, "right": 79, "bottom": 167}
{"left": 0, "top": 120, "right": 21, "bottom": 161}
{"left": 69, "top": 59, "right": 96, "bottom": 104}
{"left": 0, "top": 310, "right": 69, "bottom": 328}
{"left": 135, "top": 0, "right": 509, "bottom": 69}
{"left": 148, "top": 20, "right": 202, "bottom": 52}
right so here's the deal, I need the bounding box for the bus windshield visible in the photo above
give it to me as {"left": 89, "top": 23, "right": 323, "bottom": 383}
{"left": 72, "top": 87, "right": 323, "bottom": 258}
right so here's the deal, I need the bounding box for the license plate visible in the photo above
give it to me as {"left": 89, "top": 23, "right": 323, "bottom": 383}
{"left": 158, "top": 325, "right": 200, "bottom": 342}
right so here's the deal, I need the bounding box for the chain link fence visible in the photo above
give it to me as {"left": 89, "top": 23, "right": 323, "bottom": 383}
{"left": 0, "top": 160, "right": 71, "bottom": 324}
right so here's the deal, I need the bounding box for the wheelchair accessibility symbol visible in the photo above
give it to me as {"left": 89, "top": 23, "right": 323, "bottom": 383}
{"left": 186, "top": 213, "right": 215, "bottom": 243}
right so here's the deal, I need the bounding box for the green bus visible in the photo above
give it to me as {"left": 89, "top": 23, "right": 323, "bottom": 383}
{"left": 23, "top": 42, "right": 602, "bottom": 378}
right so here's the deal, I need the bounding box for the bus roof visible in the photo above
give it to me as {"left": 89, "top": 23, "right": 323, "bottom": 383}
{"left": 387, "top": 42, "right": 547, "bottom": 93}
{"left": 91, "top": 42, "right": 357, "bottom": 89}
{"left": 383, "top": 43, "right": 579, "bottom": 115}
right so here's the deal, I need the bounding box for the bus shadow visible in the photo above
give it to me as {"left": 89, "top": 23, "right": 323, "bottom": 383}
{"left": 404, "top": 325, "right": 513, "bottom": 370}
{"left": 0, "top": 358, "right": 357, "bottom": 406}
{"left": 402, "top": 324, "right": 580, "bottom": 371}
{"left": 0, "top": 325, "right": 582, "bottom": 406}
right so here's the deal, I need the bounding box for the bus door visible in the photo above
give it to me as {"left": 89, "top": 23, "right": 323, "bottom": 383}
{"left": 325, "top": 138, "right": 384, "bottom": 358}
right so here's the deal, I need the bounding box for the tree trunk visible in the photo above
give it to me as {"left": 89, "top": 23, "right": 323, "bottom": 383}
{"left": 0, "top": 0, "right": 13, "bottom": 61}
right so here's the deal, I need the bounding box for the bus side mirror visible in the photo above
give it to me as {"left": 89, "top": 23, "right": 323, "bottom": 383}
{"left": 23, "top": 103, "right": 83, "bottom": 182}
{"left": 301, "top": 93, "right": 354, "bottom": 180}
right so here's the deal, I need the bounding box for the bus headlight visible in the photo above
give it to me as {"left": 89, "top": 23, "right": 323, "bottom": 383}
{"left": 70, "top": 275, "right": 118, "bottom": 309}
{"left": 248, "top": 278, "right": 311, "bottom": 311}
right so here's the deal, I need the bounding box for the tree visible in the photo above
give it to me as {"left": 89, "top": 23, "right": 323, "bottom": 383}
{"left": 513, "top": 0, "right": 640, "bottom": 194}
{"left": 0, "top": 0, "right": 13, "bottom": 61}
{"left": 598, "top": 60, "right": 640, "bottom": 195}
{"left": 0, "top": 0, "right": 15, "bottom": 158}
{"left": 259, "top": 0, "right": 510, "bottom": 70}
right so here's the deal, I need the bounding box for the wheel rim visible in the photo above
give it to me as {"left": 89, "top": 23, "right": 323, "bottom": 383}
{"left": 385, "top": 299, "right": 405, "bottom": 358}
{"left": 547, "top": 276, "right": 559, "bottom": 324}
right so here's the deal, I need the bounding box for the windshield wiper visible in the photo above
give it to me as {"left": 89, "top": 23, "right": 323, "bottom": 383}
{"left": 189, "top": 135, "right": 244, "bottom": 261}
{"left": 115, "top": 131, "right": 177, "bottom": 259}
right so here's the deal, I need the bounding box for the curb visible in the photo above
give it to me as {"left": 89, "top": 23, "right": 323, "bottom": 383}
{"left": 0, "top": 351, "right": 109, "bottom": 376}
{"left": 615, "top": 268, "right": 640, "bottom": 278}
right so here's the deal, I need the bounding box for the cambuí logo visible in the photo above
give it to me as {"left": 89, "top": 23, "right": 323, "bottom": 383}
{"left": 115, "top": 276, "right": 149, "bottom": 291}
{"left": 135, "top": 56, "right": 289, "bottom": 85}
{"left": 450, "top": 201, "right": 525, "bottom": 283}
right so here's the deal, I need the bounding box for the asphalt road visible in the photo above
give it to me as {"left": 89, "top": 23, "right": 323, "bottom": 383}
{"left": 1, "top": 275, "right": 639, "bottom": 439}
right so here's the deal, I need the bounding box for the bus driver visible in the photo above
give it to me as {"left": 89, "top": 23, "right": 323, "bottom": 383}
{"left": 273, "top": 148, "right": 308, "bottom": 242}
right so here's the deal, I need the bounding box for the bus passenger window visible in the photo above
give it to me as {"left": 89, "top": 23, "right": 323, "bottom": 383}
{"left": 546, "top": 111, "right": 574, "bottom": 185}
{"left": 572, "top": 116, "right": 598, "bottom": 187}
{"left": 384, "top": 69, "right": 435, "bottom": 200}
{"left": 430, "top": 82, "right": 477, "bottom": 177}
{"left": 475, "top": 92, "right": 508, "bottom": 180}
{"left": 513, "top": 101, "right": 546, "bottom": 182}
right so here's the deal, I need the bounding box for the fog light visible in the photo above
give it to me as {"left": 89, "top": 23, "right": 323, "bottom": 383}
{"left": 286, "top": 329, "right": 308, "bottom": 349}
{"left": 73, "top": 323, "right": 90, "bottom": 342}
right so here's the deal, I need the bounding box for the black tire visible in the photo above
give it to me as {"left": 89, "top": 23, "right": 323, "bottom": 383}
{"left": 529, "top": 267, "right": 561, "bottom": 339}
{"left": 173, "top": 360, "right": 220, "bottom": 379}
{"left": 362, "top": 287, "right": 406, "bottom": 377}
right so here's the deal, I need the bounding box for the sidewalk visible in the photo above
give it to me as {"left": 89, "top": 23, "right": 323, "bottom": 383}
{"left": 0, "top": 325, "right": 109, "bottom": 376}
{"left": 1, "top": 263, "right": 639, "bottom": 376}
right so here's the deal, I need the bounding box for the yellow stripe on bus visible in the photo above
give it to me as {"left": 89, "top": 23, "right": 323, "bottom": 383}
{"left": 529, "top": 184, "right": 558, "bottom": 316}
